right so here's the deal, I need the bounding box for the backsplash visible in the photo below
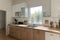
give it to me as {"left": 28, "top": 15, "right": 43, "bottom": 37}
{"left": 12, "top": 16, "right": 60, "bottom": 27}
{"left": 13, "top": 17, "right": 28, "bottom": 25}
{"left": 43, "top": 17, "right": 59, "bottom": 27}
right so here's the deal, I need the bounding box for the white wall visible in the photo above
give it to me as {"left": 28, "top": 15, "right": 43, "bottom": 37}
{"left": 12, "top": 0, "right": 51, "bottom": 16}
{"left": 12, "top": 0, "right": 60, "bottom": 17}
{"left": 12, "top": 0, "right": 60, "bottom": 28}
{"left": 50, "top": 0, "right": 60, "bottom": 23}
{"left": 51, "top": 0, "right": 60, "bottom": 17}
{"left": 12, "top": 0, "right": 51, "bottom": 26}
{"left": 0, "top": 0, "right": 12, "bottom": 35}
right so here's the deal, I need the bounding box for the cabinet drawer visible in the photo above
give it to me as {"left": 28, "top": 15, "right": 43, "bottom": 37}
{"left": 45, "top": 32, "right": 59, "bottom": 36}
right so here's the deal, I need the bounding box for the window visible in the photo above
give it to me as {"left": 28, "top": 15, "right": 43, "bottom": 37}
{"left": 29, "top": 6, "right": 43, "bottom": 25}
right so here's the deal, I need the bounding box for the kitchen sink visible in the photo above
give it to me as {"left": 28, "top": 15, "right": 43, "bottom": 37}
{"left": 27, "top": 24, "right": 38, "bottom": 28}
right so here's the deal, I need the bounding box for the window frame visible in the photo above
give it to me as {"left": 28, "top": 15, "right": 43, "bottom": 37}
{"left": 28, "top": 6, "right": 43, "bottom": 25}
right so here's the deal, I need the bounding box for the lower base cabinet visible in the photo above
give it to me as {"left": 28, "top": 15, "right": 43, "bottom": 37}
{"left": 33, "top": 29, "right": 45, "bottom": 40}
{"left": 20, "top": 28, "right": 33, "bottom": 40}
{"left": 26, "top": 28, "right": 33, "bottom": 40}
{"left": 9, "top": 25, "right": 60, "bottom": 40}
{"left": 9, "top": 26, "right": 33, "bottom": 40}
{"left": 9, "top": 25, "right": 18, "bottom": 38}
{"left": 9, "top": 25, "right": 45, "bottom": 40}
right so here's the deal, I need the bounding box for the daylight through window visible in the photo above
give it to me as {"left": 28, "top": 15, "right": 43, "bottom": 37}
{"left": 29, "top": 6, "right": 43, "bottom": 25}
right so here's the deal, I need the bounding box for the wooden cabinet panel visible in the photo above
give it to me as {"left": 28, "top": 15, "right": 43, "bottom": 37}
{"left": 26, "top": 28, "right": 33, "bottom": 40}
{"left": 9, "top": 26, "right": 24, "bottom": 40}
{"left": 39, "top": 30, "right": 45, "bottom": 40}
{"left": 13, "top": 27, "right": 28, "bottom": 40}
{"left": 9, "top": 25, "right": 45, "bottom": 40}
{"left": 21, "top": 28, "right": 33, "bottom": 40}
{"left": 33, "top": 29, "right": 45, "bottom": 40}
{"left": 16, "top": 27, "right": 24, "bottom": 40}
{"left": 9, "top": 26, "right": 17, "bottom": 38}
{"left": 33, "top": 29, "right": 39, "bottom": 40}
{"left": 21, "top": 28, "right": 27, "bottom": 40}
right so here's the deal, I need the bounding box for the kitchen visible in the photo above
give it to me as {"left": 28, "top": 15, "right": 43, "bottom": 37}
{"left": 7, "top": 0, "right": 60, "bottom": 40}
{"left": 0, "top": 0, "right": 60, "bottom": 40}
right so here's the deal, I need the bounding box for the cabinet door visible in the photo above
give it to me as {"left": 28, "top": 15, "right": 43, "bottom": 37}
{"left": 33, "top": 29, "right": 39, "bottom": 40}
{"left": 57, "top": 34, "right": 60, "bottom": 40}
{"left": 20, "top": 28, "right": 33, "bottom": 40}
{"left": 9, "top": 26, "right": 17, "bottom": 38}
{"left": 16, "top": 27, "right": 24, "bottom": 40}
{"left": 26, "top": 28, "right": 33, "bottom": 40}
{"left": 21, "top": 27, "right": 27, "bottom": 40}
{"left": 39, "top": 30, "right": 45, "bottom": 40}
{"left": 53, "top": 34, "right": 59, "bottom": 40}
{"left": 45, "top": 32, "right": 59, "bottom": 40}
{"left": 33, "top": 29, "right": 45, "bottom": 40}
{"left": 45, "top": 32, "right": 55, "bottom": 40}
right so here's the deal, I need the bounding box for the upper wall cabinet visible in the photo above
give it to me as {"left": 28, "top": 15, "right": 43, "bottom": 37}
{"left": 12, "top": 2, "right": 28, "bottom": 17}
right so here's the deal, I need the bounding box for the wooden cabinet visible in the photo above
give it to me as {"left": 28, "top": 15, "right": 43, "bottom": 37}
{"left": 9, "top": 25, "right": 33, "bottom": 40}
{"left": 9, "top": 25, "right": 60, "bottom": 40}
{"left": 9, "top": 25, "right": 24, "bottom": 40}
{"left": 9, "top": 25, "right": 45, "bottom": 40}
{"left": 26, "top": 28, "right": 33, "bottom": 40}
{"left": 40, "top": 30, "right": 45, "bottom": 40}
{"left": 33, "top": 29, "right": 45, "bottom": 40}
{"left": 21, "top": 28, "right": 33, "bottom": 40}
{"left": 16, "top": 27, "right": 24, "bottom": 40}
{"left": 21, "top": 28, "right": 27, "bottom": 40}
{"left": 33, "top": 29, "right": 39, "bottom": 40}
{"left": 9, "top": 25, "right": 18, "bottom": 38}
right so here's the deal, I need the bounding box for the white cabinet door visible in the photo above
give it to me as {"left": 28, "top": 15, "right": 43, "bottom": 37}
{"left": 45, "top": 32, "right": 59, "bottom": 40}
{"left": 45, "top": 32, "right": 54, "bottom": 40}
{"left": 57, "top": 34, "right": 60, "bottom": 40}
{"left": 53, "top": 33, "right": 59, "bottom": 40}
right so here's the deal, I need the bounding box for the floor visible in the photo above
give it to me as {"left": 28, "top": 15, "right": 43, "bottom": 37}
{"left": 0, "top": 29, "right": 17, "bottom": 40}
